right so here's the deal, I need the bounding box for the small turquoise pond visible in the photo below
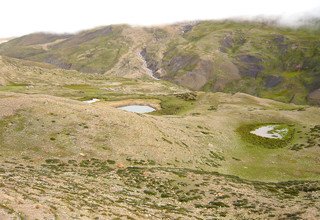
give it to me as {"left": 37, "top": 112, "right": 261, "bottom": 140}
{"left": 117, "top": 105, "right": 156, "bottom": 113}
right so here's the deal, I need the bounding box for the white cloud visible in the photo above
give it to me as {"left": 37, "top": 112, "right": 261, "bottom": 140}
{"left": 0, "top": 0, "right": 319, "bottom": 37}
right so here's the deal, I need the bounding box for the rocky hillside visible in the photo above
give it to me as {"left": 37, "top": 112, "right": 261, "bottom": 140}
{"left": 0, "top": 20, "right": 319, "bottom": 105}
{"left": 1, "top": 37, "right": 320, "bottom": 219}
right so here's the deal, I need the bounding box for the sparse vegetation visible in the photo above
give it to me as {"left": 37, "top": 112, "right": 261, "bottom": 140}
{"left": 0, "top": 19, "right": 319, "bottom": 219}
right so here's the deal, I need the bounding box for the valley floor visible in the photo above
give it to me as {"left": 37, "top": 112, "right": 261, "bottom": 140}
{"left": 0, "top": 56, "right": 319, "bottom": 219}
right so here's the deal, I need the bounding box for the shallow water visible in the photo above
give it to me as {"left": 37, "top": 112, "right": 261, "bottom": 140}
{"left": 250, "top": 125, "right": 288, "bottom": 139}
{"left": 117, "top": 105, "right": 156, "bottom": 113}
{"left": 83, "top": 98, "right": 99, "bottom": 104}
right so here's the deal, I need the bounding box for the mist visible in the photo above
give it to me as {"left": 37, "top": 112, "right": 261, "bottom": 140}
{"left": 0, "top": 0, "right": 319, "bottom": 38}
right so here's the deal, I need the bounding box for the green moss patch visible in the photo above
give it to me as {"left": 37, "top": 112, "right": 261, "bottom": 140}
{"left": 152, "top": 96, "right": 195, "bottom": 115}
{"left": 237, "top": 123, "right": 295, "bottom": 149}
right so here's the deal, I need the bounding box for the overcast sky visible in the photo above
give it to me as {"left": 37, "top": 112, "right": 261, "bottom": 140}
{"left": 0, "top": 0, "right": 319, "bottom": 38}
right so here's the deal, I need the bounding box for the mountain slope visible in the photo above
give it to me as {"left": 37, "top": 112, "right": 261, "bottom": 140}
{"left": 0, "top": 26, "right": 131, "bottom": 74}
{"left": 0, "top": 48, "right": 320, "bottom": 219}
{"left": 0, "top": 20, "right": 319, "bottom": 106}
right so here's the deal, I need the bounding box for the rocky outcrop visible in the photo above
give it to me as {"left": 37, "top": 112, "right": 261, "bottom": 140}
{"left": 308, "top": 89, "right": 320, "bottom": 105}
{"left": 219, "top": 31, "right": 246, "bottom": 53}
{"left": 181, "top": 24, "right": 193, "bottom": 34}
{"left": 219, "top": 34, "right": 234, "bottom": 53}
{"left": 43, "top": 55, "right": 72, "bottom": 70}
{"left": 140, "top": 48, "right": 160, "bottom": 77}
{"left": 235, "top": 54, "right": 263, "bottom": 78}
{"left": 272, "top": 34, "right": 288, "bottom": 54}
{"left": 180, "top": 22, "right": 199, "bottom": 34}
{"left": 264, "top": 75, "right": 283, "bottom": 88}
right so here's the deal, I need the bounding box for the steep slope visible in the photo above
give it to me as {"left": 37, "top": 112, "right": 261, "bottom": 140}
{"left": 141, "top": 21, "right": 320, "bottom": 105}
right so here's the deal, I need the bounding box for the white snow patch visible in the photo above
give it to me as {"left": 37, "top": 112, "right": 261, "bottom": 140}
{"left": 250, "top": 125, "right": 288, "bottom": 139}
{"left": 83, "top": 98, "right": 100, "bottom": 104}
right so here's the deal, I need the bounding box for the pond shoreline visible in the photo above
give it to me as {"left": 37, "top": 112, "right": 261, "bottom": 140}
{"left": 117, "top": 105, "right": 156, "bottom": 113}
{"left": 250, "top": 125, "right": 288, "bottom": 139}
{"left": 106, "top": 99, "right": 161, "bottom": 110}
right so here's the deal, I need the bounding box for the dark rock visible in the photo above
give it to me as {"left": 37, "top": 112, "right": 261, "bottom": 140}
{"left": 273, "top": 35, "right": 285, "bottom": 44}
{"left": 234, "top": 55, "right": 263, "bottom": 78}
{"left": 140, "top": 48, "right": 147, "bottom": 58}
{"left": 239, "top": 55, "right": 262, "bottom": 64}
{"left": 308, "top": 88, "right": 320, "bottom": 105}
{"left": 181, "top": 24, "right": 193, "bottom": 34}
{"left": 272, "top": 34, "right": 288, "bottom": 54}
{"left": 43, "top": 55, "right": 72, "bottom": 70}
{"left": 219, "top": 35, "right": 233, "bottom": 53}
{"left": 140, "top": 48, "right": 160, "bottom": 74}
{"left": 146, "top": 59, "right": 159, "bottom": 74}
{"left": 264, "top": 75, "right": 283, "bottom": 88}
{"left": 305, "top": 74, "right": 320, "bottom": 91}
{"left": 219, "top": 31, "right": 246, "bottom": 53}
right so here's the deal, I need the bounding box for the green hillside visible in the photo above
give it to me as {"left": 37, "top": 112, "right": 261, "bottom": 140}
{"left": 1, "top": 20, "right": 319, "bottom": 105}
{"left": 0, "top": 26, "right": 130, "bottom": 74}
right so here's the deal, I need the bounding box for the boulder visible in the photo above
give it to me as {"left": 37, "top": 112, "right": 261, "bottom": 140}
{"left": 308, "top": 89, "right": 320, "bottom": 105}
{"left": 264, "top": 75, "right": 283, "bottom": 88}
